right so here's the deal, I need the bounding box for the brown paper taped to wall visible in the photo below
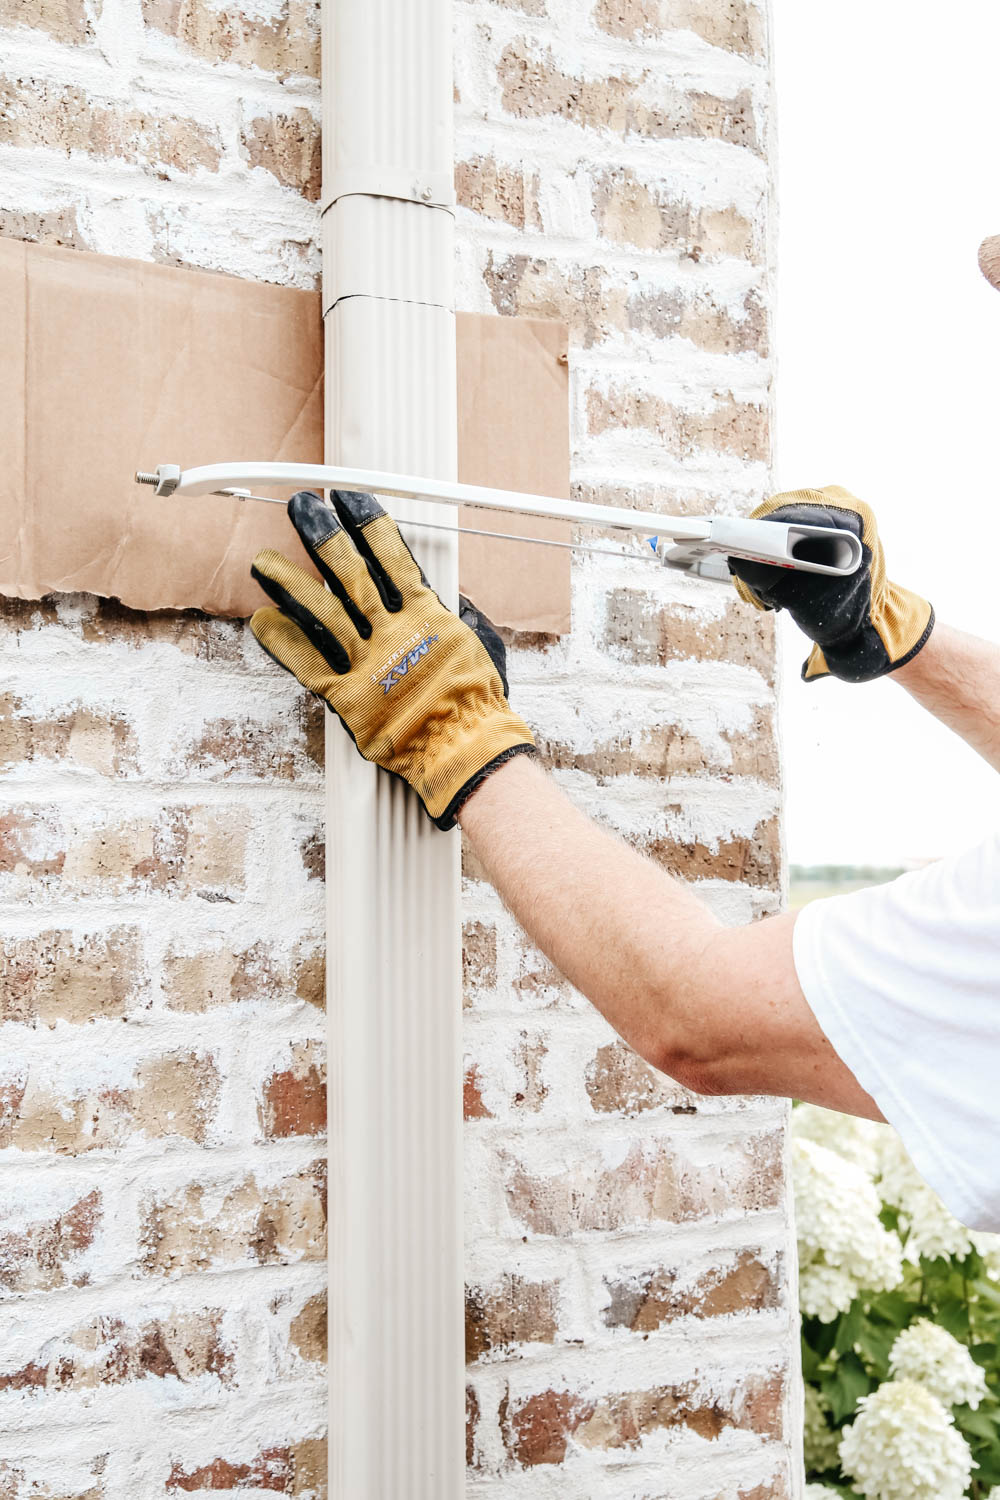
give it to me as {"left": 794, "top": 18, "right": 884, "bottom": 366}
{"left": 0, "top": 238, "right": 570, "bottom": 629}
{"left": 457, "top": 312, "right": 570, "bottom": 635}
{"left": 0, "top": 238, "right": 324, "bottom": 617}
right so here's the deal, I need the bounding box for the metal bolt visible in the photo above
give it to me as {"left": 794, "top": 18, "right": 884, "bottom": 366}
{"left": 135, "top": 471, "right": 158, "bottom": 486}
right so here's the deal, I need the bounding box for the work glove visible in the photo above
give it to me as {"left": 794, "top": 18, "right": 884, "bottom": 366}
{"left": 729, "top": 485, "right": 934, "bottom": 683}
{"left": 249, "top": 490, "right": 536, "bottom": 828}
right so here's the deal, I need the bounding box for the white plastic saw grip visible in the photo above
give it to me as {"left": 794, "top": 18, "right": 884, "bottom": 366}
{"left": 135, "top": 462, "right": 864, "bottom": 579}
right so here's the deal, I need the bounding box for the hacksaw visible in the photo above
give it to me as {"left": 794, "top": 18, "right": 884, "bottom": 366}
{"left": 134, "top": 462, "right": 863, "bottom": 583}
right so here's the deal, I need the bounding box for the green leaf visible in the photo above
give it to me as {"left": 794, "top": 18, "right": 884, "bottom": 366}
{"left": 971, "top": 1342, "right": 999, "bottom": 1369}
{"left": 956, "top": 1404, "right": 1000, "bottom": 1442}
{"left": 801, "top": 1338, "right": 823, "bottom": 1383}
{"left": 854, "top": 1318, "right": 896, "bottom": 1377}
{"left": 834, "top": 1300, "right": 865, "bottom": 1356}
{"left": 807, "top": 1315, "right": 839, "bottom": 1360}
{"left": 867, "top": 1289, "right": 912, "bottom": 1327}
{"left": 826, "top": 1351, "right": 872, "bottom": 1424}
{"left": 937, "top": 1296, "right": 971, "bottom": 1339}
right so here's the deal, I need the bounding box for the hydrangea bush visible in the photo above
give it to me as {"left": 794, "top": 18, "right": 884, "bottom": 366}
{"left": 795, "top": 1104, "right": 1000, "bottom": 1498}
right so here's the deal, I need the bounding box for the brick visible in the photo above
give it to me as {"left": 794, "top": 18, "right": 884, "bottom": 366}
{"left": 465, "top": 1033, "right": 548, "bottom": 1119}
{"left": 79, "top": 599, "right": 248, "bottom": 663}
{"left": 466, "top": 1275, "right": 559, "bottom": 1362}
{"left": 642, "top": 813, "right": 780, "bottom": 886}
{"left": 0, "top": 808, "right": 65, "bottom": 879}
{"left": 169, "top": 700, "right": 324, "bottom": 781}
{"left": 511, "top": 1032, "right": 548, "bottom": 1111}
{"left": 139, "top": 1160, "right": 326, "bottom": 1275}
{"left": 483, "top": 253, "right": 627, "bottom": 349}
{"left": 166, "top": 1437, "right": 325, "bottom": 1492}
{"left": 462, "top": 920, "right": 497, "bottom": 998}
{"left": 289, "top": 1290, "right": 327, "bottom": 1365}
{"left": 259, "top": 1040, "right": 325, "bottom": 1139}
{"left": 537, "top": 715, "right": 779, "bottom": 785}
{"left": 0, "top": 1461, "right": 104, "bottom": 1499}
{"left": 466, "top": 1385, "right": 480, "bottom": 1470}
{"left": 502, "top": 1132, "right": 783, "bottom": 1234}
{"left": 496, "top": 41, "right": 758, "bottom": 151}
{"left": 734, "top": 1482, "right": 789, "bottom": 1500}
{"left": 511, "top": 935, "right": 574, "bottom": 1007}
{"left": 0, "top": 0, "right": 95, "bottom": 45}
{"left": 585, "top": 1039, "right": 700, "bottom": 1116}
{"left": 571, "top": 479, "right": 735, "bottom": 520}
{"left": 241, "top": 110, "right": 321, "bottom": 200}
{"left": 482, "top": 252, "right": 768, "bottom": 355}
{"left": 456, "top": 156, "right": 541, "bottom": 231}
{"left": 0, "top": 1189, "right": 101, "bottom": 1294}
{"left": 0, "top": 695, "right": 139, "bottom": 777}
{"left": 163, "top": 940, "right": 323, "bottom": 1013}
{"left": 473, "top": 0, "right": 547, "bottom": 11}
{"left": 0, "top": 206, "right": 86, "bottom": 249}
{"left": 603, "top": 1249, "right": 782, "bottom": 1330}
{"left": 0, "top": 804, "right": 251, "bottom": 898}
{"left": 0, "top": 77, "right": 221, "bottom": 175}
{"left": 0, "top": 1050, "right": 220, "bottom": 1154}
{"left": 627, "top": 285, "right": 769, "bottom": 357}
{"left": 299, "top": 825, "right": 325, "bottom": 882}
{"left": 0, "top": 1310, "right": 231, "bottom": 1395}
{"left": 501, "top": 1371, "right": 783, "bottom": 1466}
{"left": 464, "top": 1063, "right": 492, "bottom": 1120}
{"left": 592, "top": 166, "right": 759, "bottom": 259}
{"left": 1, "top": 927, "right": 145, "bottom": 1025}
{"left": 1, "top": 926, "right": 146, "bottom": 1029}
{"left": 603, "top": 590, "right": 774, "bottom": 676}
{"left": 593, "top": 0, "right": 766, "bottom": 57}
{"left": 142, "top": 0, "right": 320, "bottom": 80}
{"left": 586, "top": 385, "right": 770, "bottom": 463}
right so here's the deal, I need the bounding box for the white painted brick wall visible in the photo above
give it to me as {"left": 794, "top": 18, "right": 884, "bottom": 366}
{"left": 456, "top": 1, "right": 801, "bottom": 1494}
{"left": 0, "top": 0, "right": 800, "bottom": 1491}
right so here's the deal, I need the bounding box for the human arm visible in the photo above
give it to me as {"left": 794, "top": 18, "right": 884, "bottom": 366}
{"left": 458, "top": 752, "right": 884, "bottom": 1119}
{"left": 893, "top": 622, "right": 1000, "bottom": 774}
{"left": 247, "top": 484, "right": 881, "bottom": 1118}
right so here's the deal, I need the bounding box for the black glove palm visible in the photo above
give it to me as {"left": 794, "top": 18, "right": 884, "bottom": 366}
{"left": 730, "top": 486, "right": 934, "bottom": 683}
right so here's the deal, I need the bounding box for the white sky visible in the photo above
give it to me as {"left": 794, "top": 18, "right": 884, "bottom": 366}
{"left": 772, "top": 0, "right": 1000, "bottom": 865}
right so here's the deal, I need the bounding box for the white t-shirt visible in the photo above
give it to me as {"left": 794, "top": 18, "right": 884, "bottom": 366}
{"left": 793, "top": 832, "right": 1000, "bottom": 1231}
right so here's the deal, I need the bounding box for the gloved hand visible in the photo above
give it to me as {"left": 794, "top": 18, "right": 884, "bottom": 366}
{"left": 250, "top": 489, "right": 536, "bottom": 828}
{"left": 729, "top": 485, "right": 934, "bottom": 683}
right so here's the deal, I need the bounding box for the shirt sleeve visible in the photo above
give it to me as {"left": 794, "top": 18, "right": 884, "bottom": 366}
{"left": 792, "top": 833, "right": 1000, "bottom": 1232}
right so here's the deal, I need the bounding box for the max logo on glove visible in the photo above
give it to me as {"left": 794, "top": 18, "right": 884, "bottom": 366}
{"left": 378, "top": 632, "right": 440, "bottom": 694}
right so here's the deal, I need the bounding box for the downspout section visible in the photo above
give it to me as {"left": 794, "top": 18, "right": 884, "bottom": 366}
{"left": 323, "top": 2, "right": 463, "bottom": 1496}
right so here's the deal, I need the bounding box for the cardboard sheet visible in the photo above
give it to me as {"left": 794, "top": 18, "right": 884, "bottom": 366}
{"left": 0, "top": 238, "right": 570, "bottom": 629}
{"left": 0, "top": 238, "right": 324, "bottom": 617}
{"left": 457, "top": 312, "right": 570, "bottom": 635}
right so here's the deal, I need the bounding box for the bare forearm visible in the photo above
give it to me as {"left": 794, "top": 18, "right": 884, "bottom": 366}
{"left": 458, "top": 754, "right": 718, "bottom": 1075}
{"left": 894, "top": 623, "right": 1000, "bottom": 772}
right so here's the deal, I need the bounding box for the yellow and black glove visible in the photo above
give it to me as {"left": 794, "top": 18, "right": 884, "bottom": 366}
{"left": 250, "top": 489, "right": 536, "bottom": 828}
{"left": 729, "top": 486, "right": 934, "bottom": 683}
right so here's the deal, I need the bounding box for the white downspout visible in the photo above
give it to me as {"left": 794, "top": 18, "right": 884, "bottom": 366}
{"left": 322, "top": 2, "right": 464, "bottom": 1496}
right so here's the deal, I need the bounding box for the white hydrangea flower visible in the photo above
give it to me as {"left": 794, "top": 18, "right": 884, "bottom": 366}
{"left": 799, "top": 1261, "right": 861, "bottom": 1323}
{"left": 804, "top": 1486, "right": 843, "bottom": 1500}
{"left": 970, "top": 1229, "right": 1000, "bottom": 1280}
{"left": 804, "top": 1382, "right": 841, "bottom": 1472}
{"left": 793, "top": 1100, "right": 886, "bottom": 1178}
{"left": 794, "top": 1137, "right": 904, "bottom": 1320}
{"left": 889, "top": 1318, "right": 988, "bottom": 1409}
{"left": 839, "top": 1379, "right": 975, "bottom": 1500}
{"left": 877, "top": 1134, "right": 972, "bottom": 1262}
